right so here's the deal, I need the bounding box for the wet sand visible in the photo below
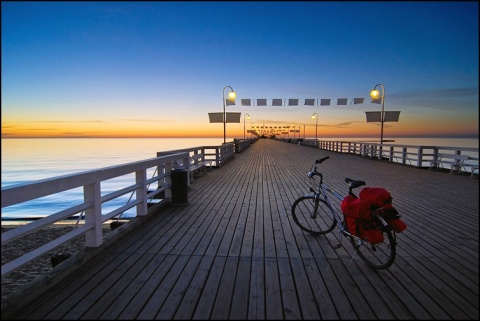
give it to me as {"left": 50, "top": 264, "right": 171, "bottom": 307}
{"left": 1, "top": 222, "right": 112, "bottom": 302}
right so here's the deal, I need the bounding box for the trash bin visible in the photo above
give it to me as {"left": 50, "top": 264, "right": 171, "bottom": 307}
{"left": 171, "top": 168, "right": 189, "bottom": 206}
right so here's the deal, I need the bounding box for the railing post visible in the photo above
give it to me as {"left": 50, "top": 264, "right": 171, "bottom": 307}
{"left": 431, "top": 148, "right": 439, "bottom": 168}
{"left": 416, "top": 147, "right": 424, "bottom": 168}
{"left": 453, "top": 150, "right": 462, "bottom": 171}
{"left": 84, "top": 181, "right": 103, "bottom": 247}
{"left": 164, "top": 162, "right": 173, "bottom": 199}
{"left": 136, "top": 169, "right": 148, "bottom": 217}
{"left": 401, "top": 148, "right": 407, "bottom": 165}
{"left": 389, "top": 146, "right": 394, "bottom": 162}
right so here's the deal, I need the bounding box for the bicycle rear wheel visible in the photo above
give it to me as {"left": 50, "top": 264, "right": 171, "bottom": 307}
{"left": 291, "top": 196, "right": 336, "bottom": 235}
{"left": 349, "top": 228, "right": 396, "bottom": 269}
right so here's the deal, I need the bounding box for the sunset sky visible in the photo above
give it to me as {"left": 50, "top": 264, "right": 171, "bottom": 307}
{"left": 2, "top": 1, "right": 479, "bottom": 139}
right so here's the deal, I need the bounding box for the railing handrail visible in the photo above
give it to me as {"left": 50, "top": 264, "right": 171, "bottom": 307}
{"left": 296, "top": 139, "right": 479, "bottom": 172}
{"left": 2, "top": 143, "right": 239, "bottom": 277}
{"left": 156, "top": 144, "right": 236, "bottom": 167}
{"left": 1, "top": 152, "right": 189, "bottom": 276}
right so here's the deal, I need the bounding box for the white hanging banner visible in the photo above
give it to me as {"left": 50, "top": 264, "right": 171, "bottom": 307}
{"left": 353, "top": 98, "right": 364, "bottom": 104}
{"left": 241, "top": 99, "right": 252, "bottom": 106}
{"left": 365, "top": 111, "right": 401, "bottom": 122}
{"left": 365, "top": 111, "right": 382, "bottom": 122}
{"left": 384, "top": 111, "right": 401, "bottom": 122}
{"left": 208, "top": 113, "right": 224, "bottom": 123}
{"left": 320, "top": 99, "right": 331, "bottom": 106}
{"left": 304, "top": 99, "right": 316, "bottom": 106}
{"left": 257, "top": 99, "right": 267, "bottom": 106}
{"left": 288, "top": 99, "right": 299, "bottom": 106}
{"left": 272, "top": 99, "right": 283, "bottom": 106}
{"left": 225, "top": 112, "right": 241, "bottom": 123}
{"left": 225, "top": 99, "right": 235, "bottom": 106}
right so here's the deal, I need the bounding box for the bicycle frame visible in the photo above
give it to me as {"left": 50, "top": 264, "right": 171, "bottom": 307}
{"left": 307, "top": 160, "right": 389, "bottom": 242}
{"left": 305, "top": 168, "right": 358, "bottom": 240}
{"left": 292, "top": 156, "right": 398, "bottom": 269}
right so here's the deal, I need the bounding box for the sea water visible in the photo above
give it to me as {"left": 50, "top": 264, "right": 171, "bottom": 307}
{"left": 1, "top": 137, "right": 478, "bottom": 220}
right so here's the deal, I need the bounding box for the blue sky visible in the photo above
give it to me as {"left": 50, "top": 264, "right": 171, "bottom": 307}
{"left": 1, "top": 1, "right": 479, "bottom": 138}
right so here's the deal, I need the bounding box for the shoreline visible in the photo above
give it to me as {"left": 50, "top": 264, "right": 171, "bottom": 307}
{"left": 1, "top": 218, "right": 131, "bottom": 226}
{"left": 1, "top": 222, "right": 114, "bottom": 302}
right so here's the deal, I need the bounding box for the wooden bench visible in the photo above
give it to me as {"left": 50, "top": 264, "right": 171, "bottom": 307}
{"left": 470, "top": 166, "right": 479, "bottom": 178}
{"left": 171, "top": 155, "right": 211, "bottom": 184}
{"left": 428, "top": 153, "right": 469, "bottom": 174}
{"left": 390, "top": 152, "right": 413, "bottom": 165}
{"left": 187, "top": 155, "right": 212, "bottom": 182}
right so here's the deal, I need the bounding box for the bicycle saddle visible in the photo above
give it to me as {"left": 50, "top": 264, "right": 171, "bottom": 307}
{"left": 345, "top": 178, "right": 366, "bottom": 189}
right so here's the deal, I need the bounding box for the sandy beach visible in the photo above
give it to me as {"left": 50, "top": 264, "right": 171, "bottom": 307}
{"left": 1, "top": 222, "right": 113, "bottom": 302}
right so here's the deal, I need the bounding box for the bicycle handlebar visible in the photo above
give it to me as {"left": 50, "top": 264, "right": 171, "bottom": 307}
{"left": 315, "top": 156, "right": 329, "bottom": 164}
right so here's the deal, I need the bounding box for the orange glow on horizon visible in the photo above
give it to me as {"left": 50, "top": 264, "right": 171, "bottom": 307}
{"left": 2, "top": 114, "right": 478, "bottom": 139}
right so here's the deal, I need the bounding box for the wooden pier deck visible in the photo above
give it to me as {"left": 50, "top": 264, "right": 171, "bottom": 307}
{"left": 5, "top": 138, "right": 479, "bottom": 320}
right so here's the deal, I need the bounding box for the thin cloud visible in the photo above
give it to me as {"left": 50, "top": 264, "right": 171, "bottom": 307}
{"left": 389, "top": 87, "right": 478, "bottom": 99}
{"left": 61, "top": 131, "right": 104, "bottom": 135}
{"left": 1, "top": 124, "right": 17, "bottom": 129}
{"left": 116, "top": 119, "right": 173, "bottom": 123}
{"left": 27, "top": 128, "right": 56, "bottom": 131}
{"left": 30, "top": 120, "right": 105, "bottom": 123}
{"left": 318, "top": 121, "right": 365, "bottom": 128}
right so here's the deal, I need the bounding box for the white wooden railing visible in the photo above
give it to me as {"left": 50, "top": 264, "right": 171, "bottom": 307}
{"left": 296, "top": 139, "right": 479, "bottom": 174}
{"left": 1, "top": 152, "right": 189, "bottom": 276}
{"left": 1, "top": 143, "right": 238, "bottom": 277}
{"left": 156, "top": 143, "right": 236, "bottom": 167}
{"left": 233, "top": 138, "right": 257, "bottom": 153}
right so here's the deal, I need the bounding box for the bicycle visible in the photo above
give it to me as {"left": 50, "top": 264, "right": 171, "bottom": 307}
{"left": 291, "top": 156, "right": 397, "bottom": 269}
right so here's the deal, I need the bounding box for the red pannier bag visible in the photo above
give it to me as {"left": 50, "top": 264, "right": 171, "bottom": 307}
{"left": 340, "top": 195, "right": 370, "bottom": 238}
{"left": 341, "top": 195, "right": 384, "bottom": 243}
{"left": 359, "top": 187, "right": 407, "bottom": 233}
{"left": 358, "top": 187, "right": 393, "bottom": 209}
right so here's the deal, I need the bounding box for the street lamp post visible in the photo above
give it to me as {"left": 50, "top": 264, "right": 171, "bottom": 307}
{"left": 311, "top": 113, "right": 318, "bottom": 141}
{"left": 370, "top": 84, "right": 385, "bottom": 144}
{"left": 223, "top": 86, "right": 236, "bottom": 144}
{"left": 243, "top": 113, "right": 250, "bottom": 140}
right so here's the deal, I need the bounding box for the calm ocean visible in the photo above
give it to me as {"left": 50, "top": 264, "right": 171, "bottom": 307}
{"left": 1, "top": 137, "right": 478, "bottom": 220}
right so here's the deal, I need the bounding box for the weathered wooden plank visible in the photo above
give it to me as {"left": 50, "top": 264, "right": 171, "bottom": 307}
{"left": 98, "top": 254, "right": 168, "bottom": 319}
{"left": 289, "top": 258, "right": 321, "bottom": 319}
{"left": 155, "top": 255, "right": 203, "bottom": 319}
{"left": 229, "top": 256, "right": 251, "bottom": 320}
{"left": 277, "top": 257, "right": 302, "bottom": 319}
{"left": 247, "top": 256, "right": 266, "bottom": 319}
{"left": 4, "top": 138, "right": 478, "bottom": 320}
{"left": 191, "top": 255, "right": 226, "bottom": 319}
{"left": 210, "top": 256, "right": 239, "bottom": 320}
{"left": 173, "top": 255, "right": 215, "bottom": 320}
{"left": 78, "top": 253, "right": 158, "bottom": 319}
{"left": 264, "top": 257, "right": 283, "bottom": 320}
{"left": 116, "top": 254, "right": 177, "bottom": 319}
{"left": 302, "top": 257, "right": 338, "bottom": 319}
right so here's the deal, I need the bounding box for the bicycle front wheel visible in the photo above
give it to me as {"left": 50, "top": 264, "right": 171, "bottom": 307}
{"left": 291, "top": 196, "right": 336, "bottom": 235}
{"left": 350, "top": 228, "right": 396, "bottom": 269}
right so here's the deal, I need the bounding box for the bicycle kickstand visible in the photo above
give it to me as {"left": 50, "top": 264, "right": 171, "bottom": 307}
{"left": 349, "top": 248, "right": 359, "bottom": 267}
{"left": 333, "top": 229, "right": 344, "bottom": 249}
